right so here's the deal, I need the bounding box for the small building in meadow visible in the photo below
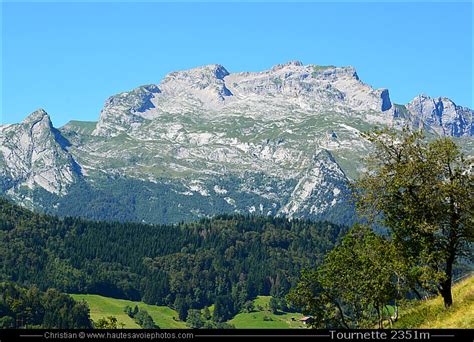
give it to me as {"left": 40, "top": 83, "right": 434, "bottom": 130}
{"left": 298, "top": 316, "right": 314, "bottom": 325}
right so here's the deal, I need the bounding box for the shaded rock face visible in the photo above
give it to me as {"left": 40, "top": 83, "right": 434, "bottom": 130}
{"left": 406, "top": 94, "right": 473, "bottom": 137}
{"left": 93, "top": 85, "right": 161, "bottom": 137}
{"left": 380, "top": 89, "right": 392, "bottom": 112}
{"left": 1, "top": 62, "right": 472, "bottom": 225}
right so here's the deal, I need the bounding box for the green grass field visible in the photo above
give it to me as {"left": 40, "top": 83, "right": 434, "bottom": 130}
{"left": 228, "top": 296, "right": 306, "bottom": 329}
{"left": 71, "top": 294, "right": 306, "bottom": 329}
{"left": 71, "top": 277, "right": 474, "bottom": 330}
{"left": 70, "top": 294, "right": 187, "bottom": 329}
{"left": 393, "top": 275, "right": 474, "bottom": 328}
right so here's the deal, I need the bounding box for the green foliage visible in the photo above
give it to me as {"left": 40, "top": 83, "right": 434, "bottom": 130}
{"left": 32, "top": 175, "right": 289, "bottom": 225}
{"left": 0, "top": 282, "right": 92, "bottom": 329}
{"left": 186, "top": 309, "right": 205, "bottom": 329}
{"left": 123, "top": 305, "right": 132, "bottom": 317}
{"left": 213, "top": 296, "right": 235, "bottom": 323}
{"left": 184, "top": 305, "right": 236, "bottom": 329}
{"left": 202, "top": 321, "right": 235, "bottom": 329}
{"left": 134, "top": 309, "right": 159, "bottom": 329}
{"left": 290, "top": 130, "right": 473, "bottom": 330}
{"left": 202, "top": 306, "right": 211, "bottom": 320}
{"left": 242, "top": 300, "right": 254, "bottom": 313}
{"left": 289, "top": 225, "right": 406, "bottom": 328}
{"left": 0, "top": 316, "right": 14, "bottom": 328}
{"left": 269, "top": 297, "right": 279, "bottom": 314}
{"left": 95, "top": 316, "right": 118, "bottom": 329}
{"left": 174, "top": 297, "right": 189, "bottom": 321}
{"left": 354, "top": 129, "right": 473, "bottom": 307}
{"left": 29, "top": 171, "right": 355, "bottom": 227}
{"left": 0, "top": 197, "right": 347, "bottom": 319}
{"left": 124, "top": 305, "right": 159, "bottom": 328}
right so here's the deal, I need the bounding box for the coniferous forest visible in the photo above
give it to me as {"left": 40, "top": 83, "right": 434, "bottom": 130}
{"left": 0, "top": 197, "right": 347, "bottom": 324}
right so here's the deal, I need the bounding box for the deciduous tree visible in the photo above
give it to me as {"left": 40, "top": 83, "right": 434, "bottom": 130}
{"left": 354, "top": 129, "right": 473, "bottom": 307}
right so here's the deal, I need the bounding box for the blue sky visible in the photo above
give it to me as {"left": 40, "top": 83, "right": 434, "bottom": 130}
{"left": 2, "top": 1, "right": 472, "bottom": 127}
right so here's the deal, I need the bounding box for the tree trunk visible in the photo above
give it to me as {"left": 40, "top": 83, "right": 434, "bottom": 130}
{"left": 439, "top": 250, "right": 455, "bottom": 308}
{"left": 412, "top": 287, "right": 423, "bottom": 300}
{"left": 376, "top": 306, "right": 382, "bottom": 329}
{"left": 440, "top": 188, "right": 459, "bottom": 309}
{"left": 440, "top": 282, "right": 453, "bottom": 308}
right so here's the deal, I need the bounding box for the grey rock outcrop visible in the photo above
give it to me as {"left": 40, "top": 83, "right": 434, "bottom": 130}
{"left": 0, "top": 109, "right": 80, "bottom": 195}
{"left": 406, "top": 94, "right": 473, "bottom": 137}
{"left": 1, "top": 62, "right": 472, "bottom": 225}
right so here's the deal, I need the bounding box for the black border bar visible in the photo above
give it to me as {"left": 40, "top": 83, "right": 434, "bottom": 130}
{"left": 0, "top": 329, "right": 472, "bottom": 342}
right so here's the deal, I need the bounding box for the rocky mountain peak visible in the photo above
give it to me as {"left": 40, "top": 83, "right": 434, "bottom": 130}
{"left": 92, "top": 85, "right": 161, "bottom": 136}
{"left": 21, "top": 108, "right": 52, "bottom": 128}
{"left": 212, "top": 64, "right": 230, "bottom": 79}
{"left": 409, "top": 94, "right": 457, "bottom": 111}
{"left": 406, "top": 94, "right": 473, "bottom": 137}
{"left": 91, "top": 62, "right": 398, "bottom": 137}
{"left": 158, "top": 64, "right": 232, "bottom": 98}
{"left": 163, "top": 64, "right": 230, "bottom": 83}
{"left": 103, "top": 85, "right": 160, "bottom": 111}
{"left": 309, "top": 65, "right": 359, "bottom": 80}
{"left": 0, "top": 109, "right": 80, "bottom": 195}
{"left": 271, "top": 60, "right": 304, "bottom": 71}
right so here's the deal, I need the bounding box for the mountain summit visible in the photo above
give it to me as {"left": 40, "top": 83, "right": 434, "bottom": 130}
{"left": 0, "top": 109, "right": 80, "bottom": 197}
{"left": 93, "top": 62, "right": 396, "bottom": 138}
{"left": 407, "top": 94, "right": 473, "bottom": 137}
{"left": 21, "top": 108, "right": 52, "bottom": 126}
{"left": 1, "top": 62, "right": 472, "bottom": 224}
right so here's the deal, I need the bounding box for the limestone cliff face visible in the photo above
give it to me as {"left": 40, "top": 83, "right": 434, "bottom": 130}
{"left": 1, "top": 62, "right": 472, "bottom": 225}
{"left": 0, "top": 109, "right": 80, "bottom": 195}
{"left": 406, "top": 94, "right": 473, "bottom": 137}
{"left": 92, "top": 62, "right": 394, "bottom": 138}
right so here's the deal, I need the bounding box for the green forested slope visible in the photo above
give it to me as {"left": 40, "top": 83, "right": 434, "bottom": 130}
{"left": 0, "top": 282, "right": 92, "bottom": 329}
{"left": 0, "top": 197, "right": 346, "bottom": 322}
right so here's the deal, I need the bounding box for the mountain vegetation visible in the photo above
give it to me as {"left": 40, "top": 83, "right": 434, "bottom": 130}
{"left": 0, "top": 197, "right": 347, "bottom": 323}
{"left": 124, "top": 305, "right": 159, "bottom": 329}
{"left": 289, "top": 225, "right": 405, "bottom": 328}
{"left": 71, "top": 294, "right": 185, "bottom": 329}
{"left": 228, "top": 295, "right": 306, "bottom": 328}
{"left": 0, "top": 131, "right": 472, "bottom": 330}
{"left": 0, "top": 282, "right": 92, "bottom": 329}
{"left": 289, "top": 131, "right": 473, "bottom": 328}
{"left": 392, "top": 275, "right": 474, "bottom": 329}
{"left": 355, "top": 129, "right": 473, "bottom": 308}
{"left": 73, "top": 293, "right": 304, "bottom": 329}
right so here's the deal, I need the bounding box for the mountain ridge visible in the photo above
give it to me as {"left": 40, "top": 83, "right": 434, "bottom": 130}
{"left": 1, "top": 61, "right": 472, "bottom": 225}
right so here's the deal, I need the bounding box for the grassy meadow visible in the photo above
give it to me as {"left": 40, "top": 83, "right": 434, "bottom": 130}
{"left": 393, "top": 275, "right": 474, "bottom": 328}
{"left": 228, "top": 296, "right": 306, "bottom": 329}
{"left": 70, "top": 294, "right": 187, "bottom": 329}
{"left": 71, "top": 294, "right": 306, "bottom": 329}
